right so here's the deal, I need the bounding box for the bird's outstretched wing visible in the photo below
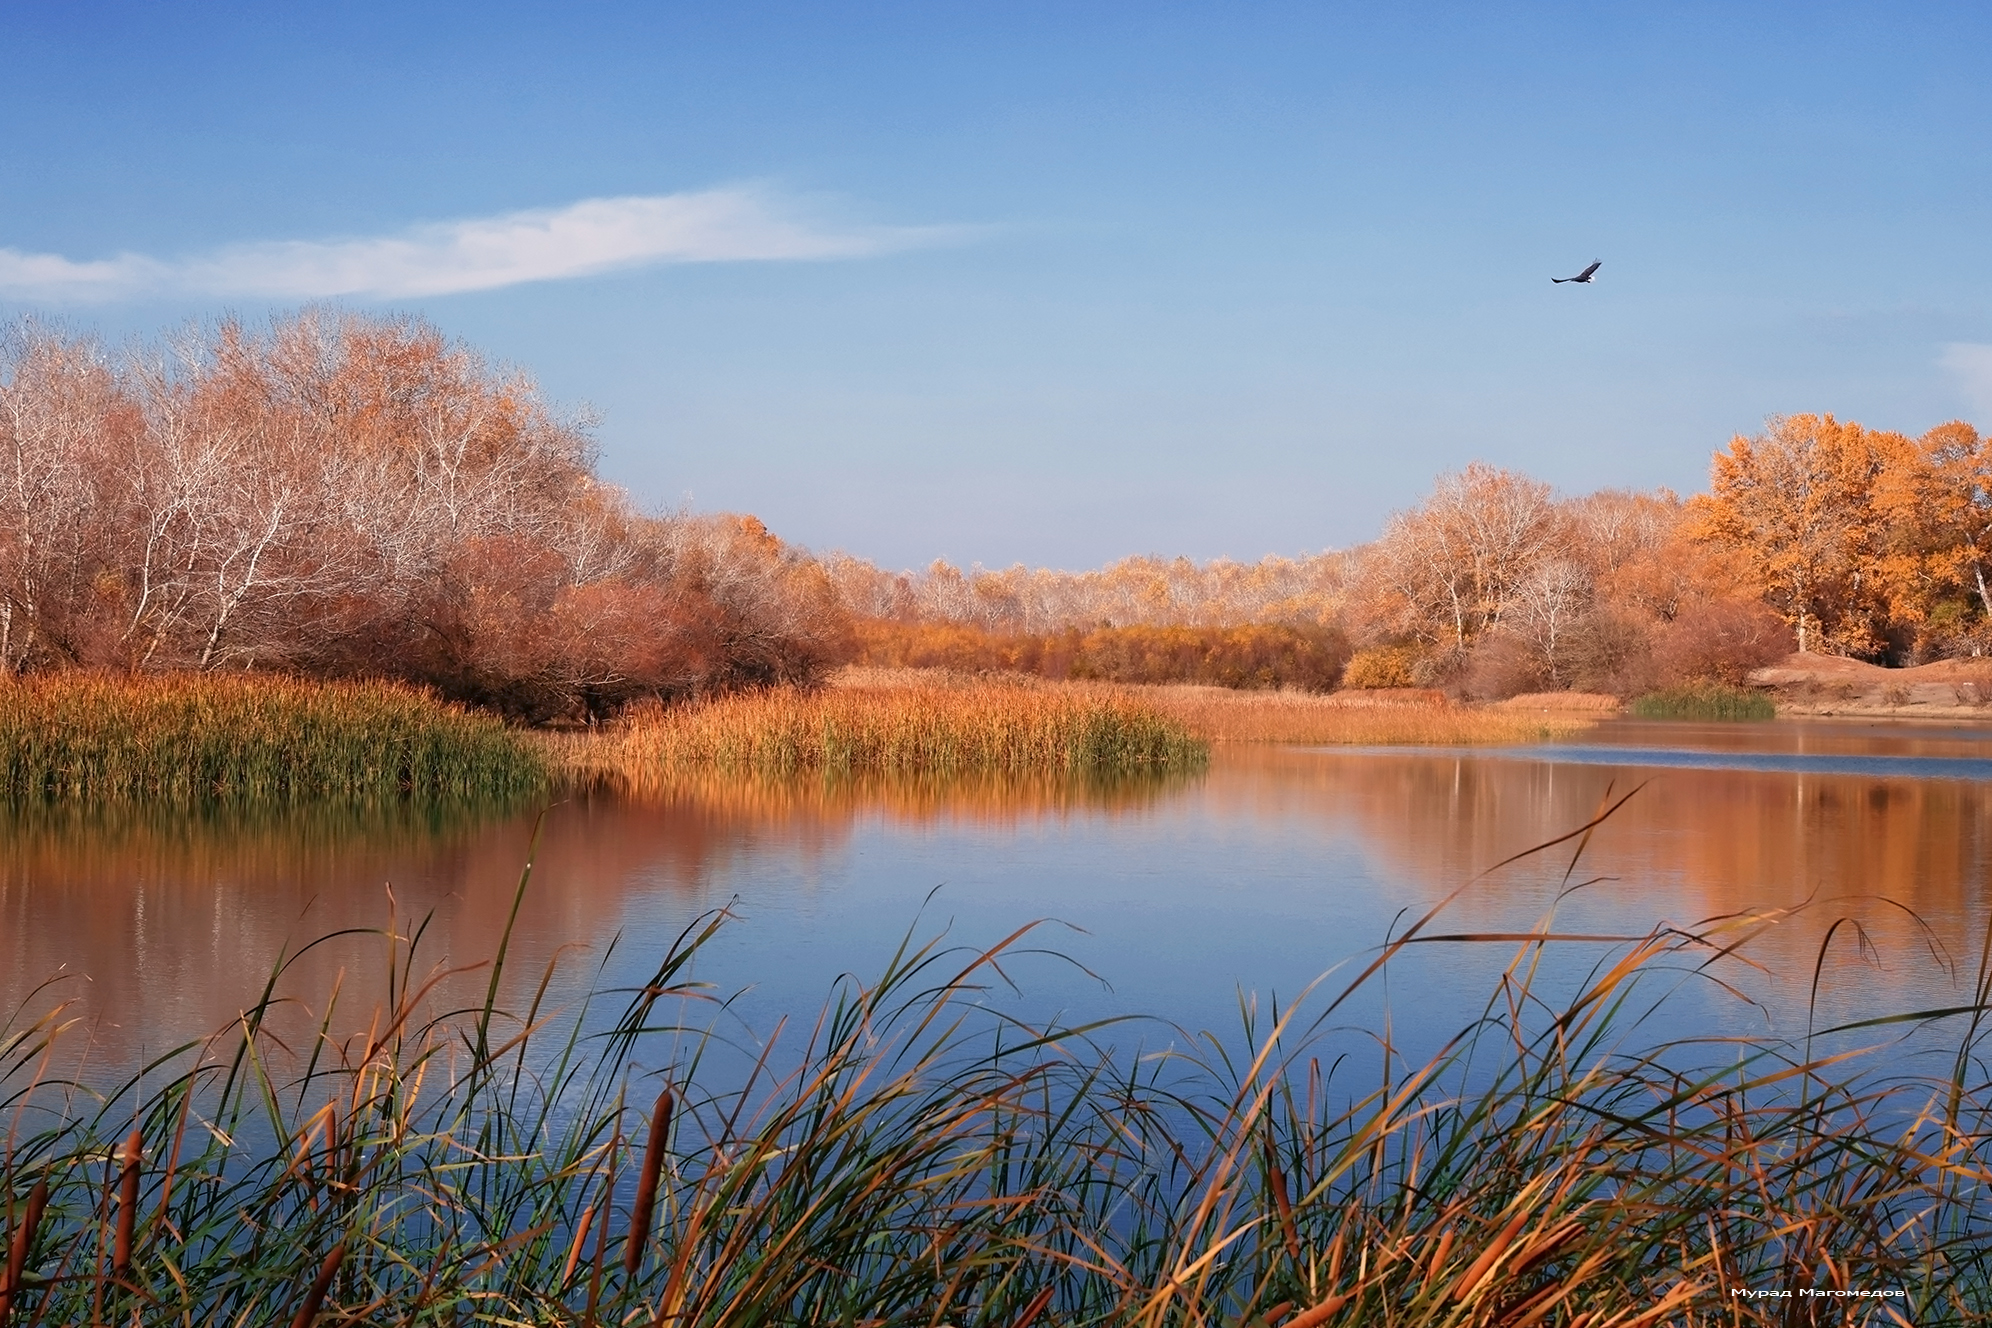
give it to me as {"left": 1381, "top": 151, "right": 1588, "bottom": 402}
{"left": 1553, "top": 260, "right": 1602, "bottom": 284}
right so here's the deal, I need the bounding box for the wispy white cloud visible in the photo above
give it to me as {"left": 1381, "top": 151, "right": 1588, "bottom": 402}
{"left": 1941, "top": 342, "right": 1992, "bottom": 423}
{"left": 0, "top": 188, "right": 963, "bottom": 302}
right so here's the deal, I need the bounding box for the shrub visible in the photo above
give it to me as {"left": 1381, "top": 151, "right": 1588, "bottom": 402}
{"left": 1651, "top": 598, "right": 1794, "bottom": 686}
{"left": 1340, "top": 643, "right": 1424, "bottom": 689}
{"left": 1066, "top": 623, "right": 1348, "bottom": 689}
{"left": 1459, "top": 631, "right": 1551, "bottom": 701}
{"left": 1563, "top": 612, "right": 1658, "bottom": 696}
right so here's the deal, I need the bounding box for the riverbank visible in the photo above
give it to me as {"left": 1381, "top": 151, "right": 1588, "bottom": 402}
{"left": 1749, "top": 651, "right": 1992, "bottom": 719}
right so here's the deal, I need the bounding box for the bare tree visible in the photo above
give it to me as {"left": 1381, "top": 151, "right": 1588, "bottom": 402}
{"left": 1356, "top": 463, "right": 1564, "bottom": 653}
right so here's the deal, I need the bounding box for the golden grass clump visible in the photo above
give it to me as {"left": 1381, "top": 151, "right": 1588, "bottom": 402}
{"left": 0, "top": 672, "right": 548, "bottom": 804}
{"left": 574, "top": 680, "right": 1206, "bottom": 794}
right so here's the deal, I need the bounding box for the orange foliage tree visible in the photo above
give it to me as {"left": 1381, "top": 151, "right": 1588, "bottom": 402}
{"left": 1692, "top": 414, "right": 1914, "bottom": 657}
{"left": 1683, "top": 413, "right": 1992, "bottom": 662}
{"left": 1873, "top": 421, "right": 1992, "bottom": 655}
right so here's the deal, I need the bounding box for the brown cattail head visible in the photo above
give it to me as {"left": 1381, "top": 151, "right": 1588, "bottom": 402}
{"left": 1453, "top": 1205, "right": 1532, "bottom": 1302}
{"left": 1283, "top": 1292, "right": 1354, "bottom": 1328}
{"left": 623, "top": 1086, "right": 674, "bottom": 1277}
{"left": 288, "top": 1242, "right": 347, "bottom": 1328}
{"left": 113, "top": 1129, "right": 143, "bottom": 1279}
{"left": 1264, "top": 1142, "right": 1300, "bottom": 1264}
{"left": 2, "top": 1177, "right": 52, "bottom": 1325}
{"left": 560, "top": 1195, "right": 597, "bottom": 1289}
{"left": 1250, "top": 1301, "right": 1295, "bottom": 1328}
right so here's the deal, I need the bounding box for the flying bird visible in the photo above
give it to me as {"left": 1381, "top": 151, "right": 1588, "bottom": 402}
{"left": 1552, "top": 261, "right": 1601, "bottom": 284}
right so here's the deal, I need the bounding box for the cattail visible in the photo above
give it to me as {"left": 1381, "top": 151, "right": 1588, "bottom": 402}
{"left": 623, "top": 1087, "right": 674, "bottom": 1277}
{"left": 1282, "top": 1292, "right": 1353, "bottom": 1328}
{"left": 1421, "top": 1226, "right": 1456, "bottom": 1292}
{"left": 1, "top": 1177, "right": 51, "bottom": 1326}
{"left": 323, "top": 1103, "right": 342, "bottom": 1193}
{"left": 1453, "top": 1205, "right": 1532, "bottom": 1302}
{"left": 1265, "top": 1142, "right": 1301, "bottom": 1264}
{"left": 288, "top": 1242, "right": 346, "bottom": 1328}
{"left": 560, "top": 1192, "right": 598, "bottom": 1289}
{"left": 112, "top": 1129, "right": 142, "bottom": 1279}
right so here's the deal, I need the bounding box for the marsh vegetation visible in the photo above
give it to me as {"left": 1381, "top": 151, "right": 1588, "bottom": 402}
{"left": 4, "top": 832, "right": 1989, "bottom": 1326}
{"left": 0, "top": 673, "right": 546, "bottom": 805}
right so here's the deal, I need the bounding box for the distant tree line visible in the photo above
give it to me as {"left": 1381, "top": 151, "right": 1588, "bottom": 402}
{"left": 829, "top": 415, "right": 1990, "bottom": 697}
{"left": 822, "top": 550, "right": 1348, "bottom": 633}
{"left": 853, "top": 620, "right": 1350, "bottom": 691}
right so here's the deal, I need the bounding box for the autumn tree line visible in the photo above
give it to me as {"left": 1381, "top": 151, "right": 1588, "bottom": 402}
{"left": 829, "top": 415, "right": 1992, "bottom": 697}
{"left": 5, "top": 311, "right": 1986, "bottom": 717}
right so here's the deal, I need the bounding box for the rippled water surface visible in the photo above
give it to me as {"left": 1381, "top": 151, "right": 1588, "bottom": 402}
{"left": 7, "top": 718, "right": 1991, "bottom": 1078}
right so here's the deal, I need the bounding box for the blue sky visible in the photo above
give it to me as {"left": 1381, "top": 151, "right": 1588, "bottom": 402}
{"left": 4, "top": 2, "right": 1989, "bottom": 569}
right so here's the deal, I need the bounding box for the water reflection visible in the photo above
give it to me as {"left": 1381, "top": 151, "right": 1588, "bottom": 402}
{"left": 5, "top": 729, "right": 1988, "bottom": 1083}
{"left": 1217, "top": 729, "right": 1992, "bottom": 1034}
{"left": 0, "top": 767, "right": 1200, "bottom": 1069}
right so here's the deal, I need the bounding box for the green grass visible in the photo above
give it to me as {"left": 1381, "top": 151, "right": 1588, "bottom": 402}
{"left": 0, "top": 672, "right": 550, "bottom": 805}
{"left": 1630, "top": 681, "right": 1778, "bottom": 721}
{"left": 4, "top": 812, "right": 1990, "bottom": 1326}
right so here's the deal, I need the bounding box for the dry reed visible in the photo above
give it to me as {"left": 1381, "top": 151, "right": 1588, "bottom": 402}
{"left": 569, "top": 680, "right": 1205, "bottom": 796}
{"left": 0, "top": 672, "right": 548, "bottom": 804}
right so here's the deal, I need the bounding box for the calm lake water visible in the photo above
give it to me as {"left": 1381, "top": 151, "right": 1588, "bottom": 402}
{"left": 7, "top": 718, "right": 1991, "bottom": 1084}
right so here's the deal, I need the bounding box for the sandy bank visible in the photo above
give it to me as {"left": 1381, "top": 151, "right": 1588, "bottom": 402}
{"left": 1747, "top": 652, "right": 1992, "bottom": 719}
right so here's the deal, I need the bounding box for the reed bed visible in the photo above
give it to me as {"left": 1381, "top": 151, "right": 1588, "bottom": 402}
{"left": 0, "top": 672, "right": 548, "bottom": 804}
{"left": 4, "top": 823, "right": 1990, "bottom": 1326}
{"left": 1632, "top": 682, "right": 1779, "bottom": 721}
{"left": 571, "top": 682, "right": 1205, "bottom": 795}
